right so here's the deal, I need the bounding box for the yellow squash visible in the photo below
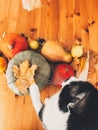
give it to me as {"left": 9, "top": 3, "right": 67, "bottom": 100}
{"left": 41, "top": 40, "right": 72, "bottom": 63}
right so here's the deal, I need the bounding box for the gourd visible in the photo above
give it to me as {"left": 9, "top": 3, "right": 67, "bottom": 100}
{"left": 0, "top": 57, "right": 7, "bottom": 73}
{"left": 0, "top": 33, "right": 29, "bottom": 59}
{"left": 41, "top": 40, "right": 72, "bottom": 63}
{"left": 71, "top": 45, "right": 83, "bottom": 58}
{"left": 6, "top": 50, "right": 51, "bottom": 95}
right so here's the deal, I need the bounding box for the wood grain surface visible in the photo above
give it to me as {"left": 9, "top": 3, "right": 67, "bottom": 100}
{"left": 0, "top": 0, "right": 98, "bottom": 51}
{"left": 0, "top": 0, "right": 98, "bottom": 129}
{"left": 0, "top": 73, "right": 45, "bottom": 130}
{"left": 0, "top": 73, "right": 60, "bottom": 130}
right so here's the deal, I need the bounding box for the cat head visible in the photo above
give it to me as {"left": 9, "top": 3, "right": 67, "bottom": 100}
{"left": 59, "top": 77, "right": 98, "bottom": 115}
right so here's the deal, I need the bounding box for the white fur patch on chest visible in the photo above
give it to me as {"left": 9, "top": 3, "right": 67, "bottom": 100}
{"left": 42, "top": 92, "right": 70, "bottom": 130}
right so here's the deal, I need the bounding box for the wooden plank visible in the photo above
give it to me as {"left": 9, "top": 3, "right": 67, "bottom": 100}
{"left": 0, "top": 0, "right": 11, "bottom": 35}
{"left": 0, "top": 0, "right": 98, "bottom": 129}
{"left": 6, "top": 0, "right": 21, "bottom": 33}
{"left": 87, "top": 0, "right": 98, "bottom": 52}
{"left": 73, "top": 14, "right": 81, "bottom": 40}
{"left": 0, "top": 73, "right": 60, "bottom": 130}
{"left": 81, "top": 29, "right": 89, "bottom": 49}
{"left": 80, "top": 0, "right": 88, "bottom": 29}
{"left": 66, "top": 0, "right": 75, "bottom": 17}
{"left": 42, "top": 0, "right": 59, "bottom": 40}
{"left": 0, "top": 73, "right": 44, "bottom": 130}
{"left": 58, "top": 0, "right": 75, "bottom": 49}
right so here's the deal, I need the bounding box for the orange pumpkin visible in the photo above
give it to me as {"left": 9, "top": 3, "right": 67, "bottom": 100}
{"left": 0, "top": 33, "right": 29, "bottom": 59}
{"left": 0, "top": 57, "right": 7, "bottom": 73}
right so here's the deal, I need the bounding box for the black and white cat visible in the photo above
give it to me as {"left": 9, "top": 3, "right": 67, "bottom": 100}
{"left": 29, "top": 77, "right": 98, "bottom": 130}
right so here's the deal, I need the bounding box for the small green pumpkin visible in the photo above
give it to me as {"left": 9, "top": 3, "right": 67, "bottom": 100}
{"left": 6, "top": 50, "right": 51, "bottom": 95}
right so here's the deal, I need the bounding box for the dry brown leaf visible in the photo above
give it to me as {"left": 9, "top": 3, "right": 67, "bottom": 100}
{"left": 20, "top": 60, "right": 30, "bottom": 76}
{"left": 12, "top": 65, "right": 20, "bottom": 78}
{"left": 86, "top": 51, "right": 98, "bottom": 89}
{"left": 12, "top": 60, "right": 38, "bottom": 94}
{"left": 14, "top": 79, "right": 28, "bottom": 94}
{"left": 89, "top": 50, "right": 98, "bottom": 73}
{"left": 76, "top": 56, "right": 87, "bottom": 78}
{"left": 94, "top": 62, "right": 98, "bottom": 71}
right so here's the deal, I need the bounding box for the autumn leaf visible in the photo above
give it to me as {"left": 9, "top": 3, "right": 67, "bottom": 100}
{"left": 12, "top": 60, "right": 38, "bottom": 94}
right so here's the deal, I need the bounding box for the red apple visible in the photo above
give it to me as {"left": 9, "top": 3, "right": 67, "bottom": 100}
{"left": 52, "top": 63, "right": 75, "bottom": 86}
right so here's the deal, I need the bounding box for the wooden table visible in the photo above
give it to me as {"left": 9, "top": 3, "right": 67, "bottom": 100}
{"left": 0, "top": 73, "right": 44, "bottom": 130}
{"left": 0, "top": 72, "right": 60, "bottom": 130}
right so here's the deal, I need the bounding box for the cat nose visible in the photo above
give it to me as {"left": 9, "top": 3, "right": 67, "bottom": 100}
{"left": 62, "top": 76, "right": 78, "bottom": 87}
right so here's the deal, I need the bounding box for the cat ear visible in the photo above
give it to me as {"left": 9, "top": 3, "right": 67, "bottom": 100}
{"left": 69, "top": 92, "right": 90, "bottom": 114}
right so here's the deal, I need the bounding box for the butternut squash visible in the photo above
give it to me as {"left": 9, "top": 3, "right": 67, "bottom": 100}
{"left": 41, "top": 40, "right": 72, "bottom": 63}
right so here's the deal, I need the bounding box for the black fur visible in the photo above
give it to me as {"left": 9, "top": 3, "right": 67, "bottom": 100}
{"left": 59, "top": 81, "right": 98, "bottom": 130}
{"left": 39, "top": 104, "right": 45, "bottom": 121}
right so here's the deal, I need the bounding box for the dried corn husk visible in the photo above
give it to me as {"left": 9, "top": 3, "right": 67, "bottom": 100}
{"left": 78, "top": 51, "right": 89, "bottom": 81}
